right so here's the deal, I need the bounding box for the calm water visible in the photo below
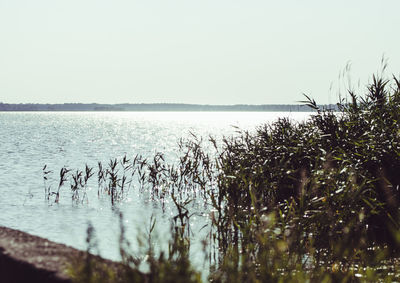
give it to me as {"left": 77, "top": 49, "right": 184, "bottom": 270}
{"left": 0, "top": 111, "right": 311, "bottom": 260}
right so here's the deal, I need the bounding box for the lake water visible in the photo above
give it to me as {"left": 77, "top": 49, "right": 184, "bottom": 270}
{"left": 0, "top": 111, "right": 312, "bottom": 261}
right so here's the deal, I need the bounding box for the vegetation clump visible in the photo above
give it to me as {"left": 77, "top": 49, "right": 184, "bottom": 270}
{"left": 60, "top": 73, "right": 400, "bottom": 282}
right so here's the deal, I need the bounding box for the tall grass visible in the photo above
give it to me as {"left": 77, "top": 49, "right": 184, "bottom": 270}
{"left": 52, "top": 73, "right": 400, "bottom": 282}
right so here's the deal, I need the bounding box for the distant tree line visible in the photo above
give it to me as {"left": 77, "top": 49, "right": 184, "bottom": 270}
{"left": 0, "top": 102, "right": 338, "bottom": 112}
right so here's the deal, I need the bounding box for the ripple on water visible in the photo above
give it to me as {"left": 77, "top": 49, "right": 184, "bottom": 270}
{"left": 0, "top": 111, "right": 312, "bottom": 260}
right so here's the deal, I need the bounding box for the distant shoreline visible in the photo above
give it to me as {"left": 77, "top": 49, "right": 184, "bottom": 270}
{"left": 0, "top": 103, "right": 336, "bottom": 112}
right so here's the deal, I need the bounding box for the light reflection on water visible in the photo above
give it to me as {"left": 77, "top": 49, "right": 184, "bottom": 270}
{"left": 0, "top": 111, "right": 312, "bottom": 261}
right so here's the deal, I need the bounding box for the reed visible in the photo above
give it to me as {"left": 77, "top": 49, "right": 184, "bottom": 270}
{"left": 52, "top": 72, "right": 400, "bottom": 281}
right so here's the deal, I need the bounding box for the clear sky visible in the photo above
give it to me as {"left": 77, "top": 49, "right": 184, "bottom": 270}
{"left": 0, "top": 0, "right": 399, "bottom": 104}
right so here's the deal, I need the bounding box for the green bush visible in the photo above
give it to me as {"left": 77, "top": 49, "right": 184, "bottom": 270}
{"left": 216, "top": 75, "right": 400, "bottom": 250}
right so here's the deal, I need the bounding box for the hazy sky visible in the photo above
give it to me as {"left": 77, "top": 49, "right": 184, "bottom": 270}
{"left": 0, "top": 0, "right": 399, "bottom": 104}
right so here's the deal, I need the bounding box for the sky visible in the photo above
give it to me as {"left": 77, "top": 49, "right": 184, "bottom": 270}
{"left": 0, "top": 0, "right": 399, "bottom": 105}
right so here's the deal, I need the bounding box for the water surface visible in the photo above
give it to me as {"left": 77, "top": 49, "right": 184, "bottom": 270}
{"left": 0, "top": 111, "right": 311, "bottom": 260}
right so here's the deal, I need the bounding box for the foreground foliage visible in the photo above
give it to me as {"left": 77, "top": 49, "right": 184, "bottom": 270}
{"left": 63, "top": 74, "right": 400, "bottom": 282}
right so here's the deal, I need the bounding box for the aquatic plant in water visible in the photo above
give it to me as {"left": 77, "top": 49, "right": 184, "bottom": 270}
{"left": 50, "top": 72, "right": 400, "bottom": 282}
